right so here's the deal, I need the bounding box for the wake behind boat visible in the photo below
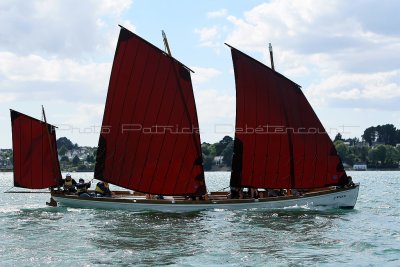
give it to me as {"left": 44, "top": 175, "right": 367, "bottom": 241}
{"left": 9, "top": 25, "right": 359, "bottom": 212}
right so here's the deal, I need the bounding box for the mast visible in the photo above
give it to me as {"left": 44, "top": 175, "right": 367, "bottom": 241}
{"left": 42, "top": 105, "right": 60, "bottom": 187}
{"left": 94, "top": 27, "right": 205, "bottom": 195}
{"left": 10, "top": 109, "right": 61, "bottom": 189}
{"left": 269, "top": 43, "right": 275, "bottom": 71}
{"left": 228, "top": 45, "right": 347, "bottom": 189}
{"left": 162, "top": 30, "right": 172, "bottom": 56}
{"left": 161, "top": 30, "right": 207, "bottom": 195}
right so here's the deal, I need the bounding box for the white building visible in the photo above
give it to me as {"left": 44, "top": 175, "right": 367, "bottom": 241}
{"left": 353, "top": 162, "right": 367, "bottom": 171}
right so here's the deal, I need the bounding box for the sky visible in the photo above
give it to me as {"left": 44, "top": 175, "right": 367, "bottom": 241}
{"left": 1, "top": 0, "right": 399, "bottom": 148}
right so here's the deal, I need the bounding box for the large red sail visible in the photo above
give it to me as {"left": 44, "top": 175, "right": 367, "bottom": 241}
{"left": 94, "top": 27, "right": 206, "bottom": 196}
{"left": 229, "top": 47, "right": 347, "bottom": 189}
{"left": 11, "top": 110, "right": 61, "bottom": 189}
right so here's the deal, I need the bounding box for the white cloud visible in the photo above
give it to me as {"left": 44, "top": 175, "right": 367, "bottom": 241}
{"left": 223, "top": 0, "right": 400, "bottom": 111}
{"left": 191, "top": 67, "right": 221, "bottom": 83}
{"left": 207, "top": 9, "right": 228, "bottom": 18}
{"left": 307, "top": 70, "right": 400, "bottom": 109}
{"left": 194, "top": 26, "right": 219, "bottom": 46}
{"left": 0, "top": 52, "right": 110, "bottom": 95}
{"left": 0, "top": 0, "right": 133, "bottom": 58}
{"left": 194, "top": 88, "right": 235, "bottom": 142}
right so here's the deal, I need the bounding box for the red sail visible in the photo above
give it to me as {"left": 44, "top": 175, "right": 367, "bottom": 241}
{"left": 11, "top": 110, "right": 61, "bottom": 189}
{"left": 94, "top": 27, "right": 206, "bottom": 196}
{"left": 229, "top": 47, "right": 347, "bottom": 189}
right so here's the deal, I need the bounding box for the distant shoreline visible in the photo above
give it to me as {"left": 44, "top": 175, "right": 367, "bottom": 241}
{"left": 1, "top": 169, "right": 400, "bottom": 173}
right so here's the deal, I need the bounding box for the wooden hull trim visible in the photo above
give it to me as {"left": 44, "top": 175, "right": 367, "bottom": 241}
{"left": 51, "top": 184, "right": 359, "bottom": 212}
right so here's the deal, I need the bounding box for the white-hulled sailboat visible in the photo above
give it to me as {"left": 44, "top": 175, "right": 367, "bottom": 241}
{"left": 11, "top": 26, "right": 359, "bottom": 212}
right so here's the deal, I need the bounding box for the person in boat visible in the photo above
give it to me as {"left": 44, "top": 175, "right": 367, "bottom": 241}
{"left": 249, "top": 188, "right": 259, "bottom": 199}
{"left": 266, "top": 189, "right": 279, "bottom": 197}
{"left": 291, "top": 189, "right": 304, "bottom": 197}
{"left": 76, "top": 178, "right": 92, "bottom": 197}
{"left": 229, "top": 186, "right": 244, "bottom": 199}
{"left": 95, "top": 181, "right": 112, "bottom": 197}
{"left": 62, "top": 173, "right": 77, "bottom": 193}
{"left": 339, "top": 175, "right": 355, "bottom": 188}
{"left": 344, "top": 176, "right": 355, "bottom": 188}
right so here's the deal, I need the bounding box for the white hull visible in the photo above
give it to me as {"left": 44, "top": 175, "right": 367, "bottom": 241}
{"left": 52, "top": 184, "right": 359, "bottom": 213}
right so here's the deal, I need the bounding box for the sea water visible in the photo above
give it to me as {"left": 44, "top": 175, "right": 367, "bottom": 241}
{"left": 0, "top": 171, "right": 399, "bottom": 266}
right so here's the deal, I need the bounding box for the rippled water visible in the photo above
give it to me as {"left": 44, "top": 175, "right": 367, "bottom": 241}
{"left": 1, "top": 171, "right": 399, "bottom": 266}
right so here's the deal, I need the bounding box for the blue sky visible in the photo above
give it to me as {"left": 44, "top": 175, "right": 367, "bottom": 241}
{"left": 1, "top": 0, "right": 399, "bottom": 148}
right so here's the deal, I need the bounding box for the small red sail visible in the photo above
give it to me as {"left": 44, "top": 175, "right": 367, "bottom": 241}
{"left": 95, "top": 27, "right": 206, "bottom": 196}
{"left": 229, "top": 47, "right": 347, "bottom": 189}
{"left": 11, "top": 110, "right": 61, "bottom": 189}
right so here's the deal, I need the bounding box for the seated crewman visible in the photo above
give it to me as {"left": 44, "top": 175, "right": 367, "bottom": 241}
{"left": 63, "top": 173, "right": 77, "bottom": 193}
{"left": 95, "top": 181, "right": 112, "bottom": 197}
{"left": 76, "top": 178, "right": 92, "bottom": 197}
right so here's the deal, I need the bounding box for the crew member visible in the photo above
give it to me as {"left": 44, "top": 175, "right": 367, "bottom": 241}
{"left": 76, "top": 178, "right": 91, "bottom": 197}
{"left": 63, "top": 173, "right": 77, "bottom": 193}
{"left": 95, "top": 181, "right": 112, "bottom": 197}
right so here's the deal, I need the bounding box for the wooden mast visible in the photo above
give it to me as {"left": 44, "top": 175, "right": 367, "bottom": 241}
{"left": 42, "top": 105, "right": 59, "bottom": 206}
{"left": 162, "top": 30, "right": 172, "bottom": 56}
{"left": 269, "top": 43, "right": 275, "bottom": 71}
{"left": 160, "top": 30, "right": 207, "bottom": 196}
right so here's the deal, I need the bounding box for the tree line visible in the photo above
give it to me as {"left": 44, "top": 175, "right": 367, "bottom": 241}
{"left": 335, "top": 124, "right": 400, "bottom": 168}
{"left": 54, "top": 123, "right": 400, "bottom": 172}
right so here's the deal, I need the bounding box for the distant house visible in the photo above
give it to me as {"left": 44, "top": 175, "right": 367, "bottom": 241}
{"left": 372, "top": 141, "right": 385, "bottom": 147}
{"left": 353, "top": 162, "right": 367, "bottom": 171}
{"left": 354, "top": 142, "right": 369, "bottom": 148}
{"left": 0, "top": 159, "right": 13, "bottom": 170}
{"left": 213, "top": 156, "right": 223, "bottom": 166}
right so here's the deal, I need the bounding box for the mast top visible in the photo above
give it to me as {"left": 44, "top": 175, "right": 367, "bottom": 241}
{"left": 162, "top": 30, "right": 172, "bottom": 57}
{"left": 268, "top": 43, "right": 275, "bottom": 71}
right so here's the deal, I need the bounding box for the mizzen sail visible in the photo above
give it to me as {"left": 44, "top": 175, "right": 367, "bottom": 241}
{"left": 229, "top": 47, "right": 347, "bottom": 189}
{"left": 10, "top": 110, "right": 61, "bottom": 189}
{"left": 95, "top": 27, "right": 206, "bottom": 196}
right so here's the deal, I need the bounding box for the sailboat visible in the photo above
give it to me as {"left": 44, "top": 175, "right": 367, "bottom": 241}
{"left": 10, "top": 109, "right": 61, "bottom": 191}
{"left": 11, "top": 26, "right": 359, "bottom": 212}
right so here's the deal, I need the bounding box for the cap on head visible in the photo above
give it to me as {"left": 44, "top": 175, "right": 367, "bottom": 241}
{"left": 79, "top": 178, "right": 84, "bottom": 183}
{"left": 66, "top": 173, "right": 71, "bottom": 178}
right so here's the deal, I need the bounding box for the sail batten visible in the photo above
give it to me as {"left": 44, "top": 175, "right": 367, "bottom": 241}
{"left": 95, "top": 27, "right": 206, "bottom": 196}
{"left": 229, "top": 47, "right": 347, "bottom": 189}
{"left": 10, "top": 110, "right": 61, "bottom": 189}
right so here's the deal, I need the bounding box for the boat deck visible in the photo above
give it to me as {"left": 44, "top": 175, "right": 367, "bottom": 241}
{"left": 54, "top": 186, "right": 346, "bottom": 203}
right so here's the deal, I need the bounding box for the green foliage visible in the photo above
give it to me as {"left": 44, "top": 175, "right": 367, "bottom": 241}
{"left": 366, "top": 144, "right": 399, "bottom": 168}
{"left": 335, "top": 141, "right": 349, "bottom": 162}
{"left": 56, "top": 137, "right": 74, "bottom": 150}
{"left": 362, "top": 124, "right": 400, "bottom": 146}
{"left": 58, "top": 145, "right": 67, "bottom": 156}
{"left": 385, "top": 146, "right": 400, "bottom": 166}
{"left": 77, "top": 164, "right": 88, "bottom": 171}
{"left": 334, "top": 133, "right": 343, "bottom": 142}
{"left": 201, "top": 137, "right": 234, "bottom": 169}
{"left": 202, "top": 154, "right": 214, "bottom": 171}
{"left": 214, "top": 136, "right": 233, "bottom": 155}
{"left": 222, "top": 141, "right": 234, "bottom": 167}
{"left": 201, "top": 143, "right": 216, "bottom": 157}
{"left": 60, "top": 156, "right": 69, "bottom": 162}
{"left": 86, "top": 155, "right": 95, "bottom": 163}
{"left": 335, "top": 140, "right": 400, "bottom": 169}
{"left": 72, "top": 155, "right": 80, "bottom": 166}
{"left": 362, "top": 126, "right": 377, "bottom": 146}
